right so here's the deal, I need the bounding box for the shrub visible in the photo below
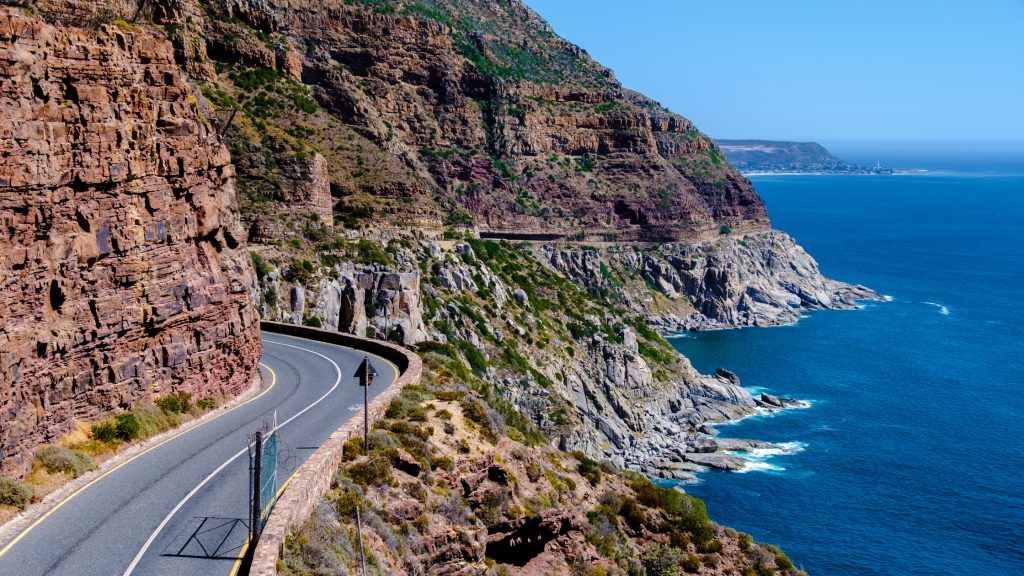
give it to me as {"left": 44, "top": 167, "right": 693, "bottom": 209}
{"left": 91, "top": 422, "right": 116, "bottom": 443}
{"left": 741, "top": 569, "right": 757, "bottom": 576}
{"left": 335, "top": 491, "right": 360, "bottom": 517}
{"left": 436, "top": 408, "right": 453, "bottom": 420}
{"left": 775, "top": 554, "right": 794, "bottom": 571}
{"left": 460, "top": 401, "right": 487, "bottom": 424}
{"left": 367, "top": 432, "right": 400, "bottom": 451}
{"left": 37, "top": 446, "right": 95, "bottom": 478}
{"left": 719, "top": 225, "right": 732, "bottom": 235}
{"left": 681, "top": 553, "right": 701, "bottom": 573}
{"left": 114, "top": 414, "right": 141, "bottom": 441}
{"left": 342, "top": 437, "right": 365, "bottom": 461}
{"left": 196, "top": 396, "right": 219, "bottom": 411}
{"left": 347, "top": 449, "right": 396, "bottom": 486}
{"left": 598, "top": 490, "right": 622, "bottom": 514}
{"left": 738, "top": 532, "right": 753, "bottom": 550}
{"left": 631, "top": 478, "right": 664, "bottom": 509}
{"left": 526, "top": 462, "right": 542, "bottom": 482}
{"left": 303, "top": 316, "right": 322, "bottom": 328}
{"left": 385, "top": 399, "right": 404, "bottom": 419}
{"left": 619, "top": 497, "right": 644, "bottom": 528}
{"left": 154, "top": 395, "right": 180, "bottom": 413}
{"left": 670, "top": 530, "right": 690, "bottom": 550}
{"left": 0, "top": 476, "right": 34, "bottom": 509}
{"left": 134, "top": 403, "right": 179, "bottom": 437}
{"left": 641, "top": 544, "right": 683, "bottom": 576}
{"left": 390, "top": 421, "right": 412, "bottom": 435}
{"left": 697, "top": 539, "right": 724, "bottom": 554}
{"left": 250, "top": 251, "right": 272, "bottom": 280}
{"left": 757, "top": 567, "right": 774, "bottom": 576}
{"left": 576, "top": 455, "right": 601, "bottom": 486}
{"left": 432, "top": 456, "right": 454, "bottom": 472}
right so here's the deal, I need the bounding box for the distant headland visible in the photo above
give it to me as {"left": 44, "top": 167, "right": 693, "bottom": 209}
{"left": 716, "top": 139, "right": 913, "bottom": 175}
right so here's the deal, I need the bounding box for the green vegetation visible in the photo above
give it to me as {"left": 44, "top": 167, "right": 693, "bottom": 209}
{"left": 719, "top": 225, "right": 732, "bottom": 235}
{"left": 36, "top": 446, "right": 95, "bottom": 478}
{"left": 0, "top": 476, "right": 34, "bottom": 509}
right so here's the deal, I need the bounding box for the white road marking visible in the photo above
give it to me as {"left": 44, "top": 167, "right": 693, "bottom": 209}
{"left": 121, "top": 339, "right": 346, "bottom": 576}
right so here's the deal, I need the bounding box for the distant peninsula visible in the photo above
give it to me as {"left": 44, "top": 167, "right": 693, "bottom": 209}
{"left": 717, "top": 139, "right": 911, "bottom": 175}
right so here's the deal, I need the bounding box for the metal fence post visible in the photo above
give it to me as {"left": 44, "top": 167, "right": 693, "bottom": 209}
{"left": 252, "top": 430, "right": 263, "bottom": 539}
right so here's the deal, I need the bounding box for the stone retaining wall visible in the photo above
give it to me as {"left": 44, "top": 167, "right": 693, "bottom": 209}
{"left": 251, "top": 321, "right": 422, "bottom": 575}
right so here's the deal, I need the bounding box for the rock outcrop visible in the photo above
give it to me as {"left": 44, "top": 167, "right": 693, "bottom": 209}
{"left": 544, "top": 231, "right": 881, "bottom": 332}
{"left": 0, "top": 13, "right": 261, "bottom": 477}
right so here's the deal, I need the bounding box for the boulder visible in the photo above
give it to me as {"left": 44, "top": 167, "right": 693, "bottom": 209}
{"left": 387, "top": 498, "right": 424, "bottom": 521}
{"left": 394, "top": 450, "right": 422, "bottom": 477}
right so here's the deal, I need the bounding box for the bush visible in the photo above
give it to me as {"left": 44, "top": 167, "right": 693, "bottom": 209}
{"left": 134, "top": 403, "right": 180, "bottom": 437}
{"left": 619, "top": 497, "right": 644, "bottom": 528}
{"left": 196, "top": 396, "right": 219, "bottom": 411}
{"left": 303, "top": 316, "right": 322, "bottom": 328}
{"left": 154, "top": 395, "right": 180, "bottom": 413}
{"left": 436, "top": 408, "right": 453, "bottom": 420}
{"left": 576, "top": 455, "right": 601, "bottom": 486}
{"left": 114, "top": 414, "right": 140, "bottom": 441}
{"left": 775, "top": 554, "right": 794, "bottom": 571}
{"left": 347, "top": 449, "right": 396, "bottom": 486}
{"left": 460, "top": 401, "right": 487, "bottom": 424}
{"left": 738, "top": 532, "right": 753, "bottom": 550}
{"left": 526, "top": 462, "right": 542, "bottom": 482}
{"left": 681, "top": 553, "right": 701, "bottom": 573}
{"left": 697, "top": 539, "right": 724, "bottom": 554}
{"left": 641, "top": 544, "right": 683, "bottom": 576}
{"left": 385, "top": 399, "right": 404, "bottom": 419}
{"left": 37, "top": 446, "right": 95, "bottom": 478}
{"left": 757, "top": 567, "right": 774, "bottom": 576}
{"left": 0, "top": 476, "right": 34, "bottom": 509}
{"left": 432, "top": 456, "right": 454, "bottom": 472}
{"left": 631, "top": 478, "right": 664, "bottom": 509}
{"left": 91, "top": 422, "right": 116, "bottom": 443}
{"left": 670, "top": 530, "right": 690, "bottom": 550}
{"left": 719, "top": 225, "right": 732, "bottom": 235}
{"left": 342, "top": 437, "right": 365, "bottom": 461}
{"left": 390, "top": 421, "right": 412, "bottom": 435}
{"left": 335, "top": 491, "right": 360, "bottom": 517}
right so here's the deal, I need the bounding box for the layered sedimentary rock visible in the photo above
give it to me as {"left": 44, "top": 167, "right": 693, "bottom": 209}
{"left": 0, "top": 13, "right": 261, "bottom": 477}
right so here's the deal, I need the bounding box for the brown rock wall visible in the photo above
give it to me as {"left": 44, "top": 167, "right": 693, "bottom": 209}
{"left": 0, "top": 13, "right": 261, "bottom": 477}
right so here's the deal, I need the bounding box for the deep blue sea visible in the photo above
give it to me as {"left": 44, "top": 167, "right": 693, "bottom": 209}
{"left": 669, "top": 144, "right": 1024, "bottom": 576}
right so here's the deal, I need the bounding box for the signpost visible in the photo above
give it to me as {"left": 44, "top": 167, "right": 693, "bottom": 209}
{"left": 354, "top": 357, "right": 378, "bottom": 450}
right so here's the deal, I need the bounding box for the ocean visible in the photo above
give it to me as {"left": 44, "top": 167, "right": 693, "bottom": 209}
{"left": 668, "top": 145, "right": 1024, "bottom": 576}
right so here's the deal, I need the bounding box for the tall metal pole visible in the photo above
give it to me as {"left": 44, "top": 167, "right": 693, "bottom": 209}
{"left": 356, "top": 506, "right": 367, "bottom": 576}
{"left": 252, "top": 430, "right": 263, "bottom": 539}
{"left": 363, "top": 376, "right": 369, "bottom": 451}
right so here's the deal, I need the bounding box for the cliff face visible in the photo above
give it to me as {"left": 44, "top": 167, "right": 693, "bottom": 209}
{"left": 165, "top": 0, "right": 770, "bottom": 243}
{"left": 544, "top": 232, "right": 881, "bottom": 331}
{"left": 0, "top": 12, "right": 262, "bottom": 477}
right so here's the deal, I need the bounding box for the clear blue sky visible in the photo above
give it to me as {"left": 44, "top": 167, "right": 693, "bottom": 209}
{"left": 521, "top": 0, "right": 1024, "bottom": 142}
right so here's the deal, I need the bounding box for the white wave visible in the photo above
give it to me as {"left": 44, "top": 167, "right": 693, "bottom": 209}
{"left": 732, "top": 441, "right": 806, "bottom": 474}
{"left": 924, "top": 302, "right": 950, "bottom": 315}
{"left": 882, "top": 295, "right": 895, "bottom": 301}
{"left": 735, "top": 460, "right": 785, "bottom": 474}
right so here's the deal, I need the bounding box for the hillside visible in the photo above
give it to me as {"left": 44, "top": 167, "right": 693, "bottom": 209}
{"left": 716, "top": 139, "right": 902, "bottom": 174}
{"left": 166, "top": 0, "right": 769, "bottom": 243}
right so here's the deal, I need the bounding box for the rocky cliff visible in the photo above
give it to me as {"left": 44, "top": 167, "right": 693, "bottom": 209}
{"left": 133, "top": 0, "right": 772, "bottom": 244}
{"left": 0, "top": 10, "right": 262, "bottom": 477}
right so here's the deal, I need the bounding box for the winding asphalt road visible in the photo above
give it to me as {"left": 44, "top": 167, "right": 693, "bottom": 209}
{"left": 0, "top": 333, "right": 398, "bottom": 576}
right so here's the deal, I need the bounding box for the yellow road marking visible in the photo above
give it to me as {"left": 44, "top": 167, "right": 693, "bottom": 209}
{"left": 0, "top": 364, "right": 278, "bottom": 559}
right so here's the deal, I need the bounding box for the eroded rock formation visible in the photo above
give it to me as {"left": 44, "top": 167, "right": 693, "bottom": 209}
{"left": 0, "top": 13, "right": 261, "bottom": 477}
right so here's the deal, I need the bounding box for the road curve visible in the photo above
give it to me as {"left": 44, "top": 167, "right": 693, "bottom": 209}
{"left": 0, "top": 333, "right": 398, "bottom": 576}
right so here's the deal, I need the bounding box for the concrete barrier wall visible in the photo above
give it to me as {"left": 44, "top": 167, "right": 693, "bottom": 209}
{"left": 251, "top": 322, "right": 422, "bottom": 575}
